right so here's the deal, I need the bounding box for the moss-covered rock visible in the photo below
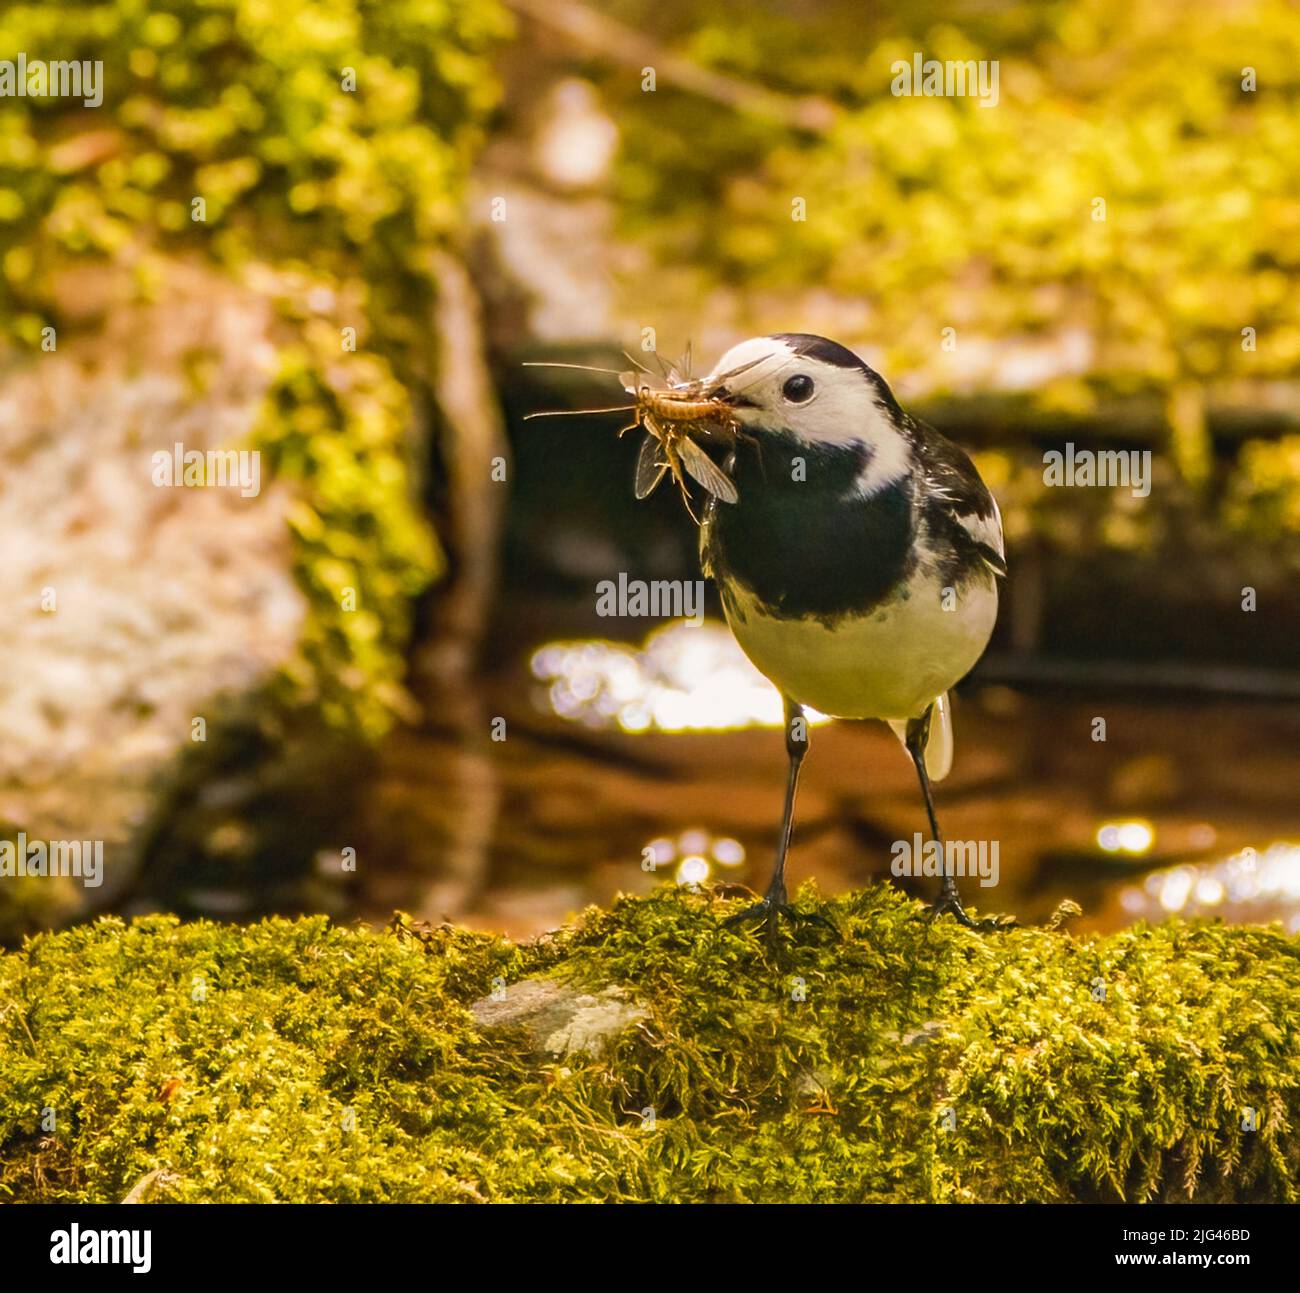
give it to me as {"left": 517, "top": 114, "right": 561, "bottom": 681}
{"left": 0, "top": 0, "right": 514, "bottom": 935}
{"left": 1, "top": 886, "right": 1297, "bottom": 1202}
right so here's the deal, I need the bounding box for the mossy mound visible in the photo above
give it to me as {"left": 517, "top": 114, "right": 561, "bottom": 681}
{"left": 1, "top": 886, "right": 1297, "bottom": 1202}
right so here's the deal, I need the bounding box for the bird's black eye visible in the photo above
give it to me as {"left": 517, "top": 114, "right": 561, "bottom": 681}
{"left": 782, "top": 374, "right": 815, "bottom": 403}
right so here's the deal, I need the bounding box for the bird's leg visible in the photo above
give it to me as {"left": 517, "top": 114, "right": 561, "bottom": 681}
{"left": 725, "top": 697, "right": 836, "bottom": 940}
{"left": 905, "top": 707, "right": 1010, "bottom": 932}
{"left": 766, "top": 695, "right": 805, "bottom": 909}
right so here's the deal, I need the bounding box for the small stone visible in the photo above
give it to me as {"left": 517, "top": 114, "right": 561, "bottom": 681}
{"left": 472, "top": 978, "right": 649, "bottom": 1058}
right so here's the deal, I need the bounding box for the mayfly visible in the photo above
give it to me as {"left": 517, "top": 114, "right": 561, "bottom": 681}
{"left": 523, "top": 351, "right": 765, "bottom": 523}
{"left": 621, "top": 371, "right": 737, "bottom": 512}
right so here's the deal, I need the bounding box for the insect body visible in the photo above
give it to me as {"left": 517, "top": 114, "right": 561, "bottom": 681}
{"left": 523, "top": 351, "right": 767, "bottom": 522}
{"left": 619, "top": 372, "right": 738, "bottom": 513}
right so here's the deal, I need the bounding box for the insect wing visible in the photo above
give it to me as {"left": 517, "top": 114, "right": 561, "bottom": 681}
{"left": 677, "top": 436, "right": 739, "bottom": 504}
{"left": 634, "top": 432, "right": 668, "bottom": 499}
{"left": 707, "top": 354, "right": 768, "bottom": 386}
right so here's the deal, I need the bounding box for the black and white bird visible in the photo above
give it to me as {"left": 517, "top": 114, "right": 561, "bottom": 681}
{"left": 691, "top": 333, "right": 1008, "bottom": 932}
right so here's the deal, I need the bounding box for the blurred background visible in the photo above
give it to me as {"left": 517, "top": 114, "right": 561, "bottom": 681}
{"left": 3, "top": 0, "right": 1300, "bottom": 945}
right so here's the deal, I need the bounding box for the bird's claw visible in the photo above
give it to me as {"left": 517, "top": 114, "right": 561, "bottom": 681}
{"left": 723, "top": 887, "right": 839, "bottom": 942}
{"left": 926, "top": 890, "right": 1015, "bottom": 932}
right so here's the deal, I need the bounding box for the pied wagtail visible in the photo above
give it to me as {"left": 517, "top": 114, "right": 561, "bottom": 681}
{"left": 688, "top": 333, "right": 1009, "bottom": 933}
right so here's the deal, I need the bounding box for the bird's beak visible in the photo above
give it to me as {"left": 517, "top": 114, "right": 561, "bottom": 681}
{"left": 702, "top": 359, "right": 766, "bottom": 409}
{"left": 705, "top": 381, "right": 757, "bottom": 410}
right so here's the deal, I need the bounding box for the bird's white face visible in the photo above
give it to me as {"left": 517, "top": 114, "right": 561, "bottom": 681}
{"left": 703, "top": 334, "right": 912, "bottom": 493}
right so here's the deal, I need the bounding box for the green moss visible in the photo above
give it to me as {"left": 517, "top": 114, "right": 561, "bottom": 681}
{"left": 254, "top": 339, "right": 440, "bottom": 737}
{"left": 2, "top": 886, "right": 1297, "bottom": 1202}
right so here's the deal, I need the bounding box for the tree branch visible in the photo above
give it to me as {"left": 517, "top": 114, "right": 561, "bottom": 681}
{"left": 506, "top": 0, "right": 838, "bottom": 132}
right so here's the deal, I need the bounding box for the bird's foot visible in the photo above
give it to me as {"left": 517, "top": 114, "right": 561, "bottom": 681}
{"left": 926, "top": 888, "right": 1015, "bottom": 932}
{"left": 723, "top": 884, "right": 838, "bottom": 942}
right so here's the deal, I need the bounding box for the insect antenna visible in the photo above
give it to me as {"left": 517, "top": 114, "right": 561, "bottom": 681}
{"left": 521, "top": 361, "right": 626, "bottom": 376}
{"left": 649, "top": 350, "right": 682, "bottom": 385}
{"left": 522, "top": 405, "right": 637, "bottom": 421}
{"left": 622, "top": 349, "right": 656, "bottom": 377}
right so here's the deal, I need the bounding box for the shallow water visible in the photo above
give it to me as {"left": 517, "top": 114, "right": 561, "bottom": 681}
{"left": 352, "top": 619, "right": 1300, "bottom": 941}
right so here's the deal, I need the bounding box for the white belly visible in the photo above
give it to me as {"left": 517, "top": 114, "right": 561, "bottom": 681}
{"left": 722, "top": 572, "right": 998, "bottom": 721}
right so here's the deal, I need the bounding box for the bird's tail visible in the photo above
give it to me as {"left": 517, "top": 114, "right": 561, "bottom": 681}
{"left": 889, "top": 692, "right": 954, "bottom": 783}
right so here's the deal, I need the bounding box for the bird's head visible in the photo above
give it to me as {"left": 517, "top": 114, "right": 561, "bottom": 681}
{"left": 702, "top": 333, "right": 912, "bottom": 493}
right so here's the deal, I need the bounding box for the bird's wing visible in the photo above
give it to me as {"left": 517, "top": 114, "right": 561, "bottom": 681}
{"left": 912, "top": 419, "right": 1007, "bottom": 578}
